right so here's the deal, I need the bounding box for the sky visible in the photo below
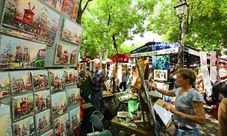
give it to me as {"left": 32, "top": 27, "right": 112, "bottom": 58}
{"left": 55, "top": 113, "right": 69, "bottom": 123}
{"left": 51, "top": 92, "right": 66, "bottom": 105}
{"left": 35, "top": 109, "right": 50, "bottom": 123}
{"left": 64, "top": 19, "right": 83, "bottom": 36}
{"left": 13, "top": 116, "right": 33, "bottom": 127}
{"left": 49, "top": 70, "right": 65, "bottom": 78}
{"left": 10, "top": 71, "right": 30, "bottom": 83}
{"left": 67, "top": 88, "right": 80, "bottom": 97}
{"left": 0, "top": 73, "right": 9, "bottom": 87}
{"left": 35, "top": 90, "right": 50, "bottom": 99}
{"left": 57, "top": 44, "right": 78, "bottom": 54}
{"left": 69, "top": 107, "right": 80, "bottom": 119}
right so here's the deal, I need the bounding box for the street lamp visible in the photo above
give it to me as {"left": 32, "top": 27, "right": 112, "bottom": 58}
{"left": 174, "top": 0, "right": 188, "bottom": 68}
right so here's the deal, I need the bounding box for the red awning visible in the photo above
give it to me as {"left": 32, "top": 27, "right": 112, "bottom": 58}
{"left": 110, "top": 54, "right": 130, "bottom": 62}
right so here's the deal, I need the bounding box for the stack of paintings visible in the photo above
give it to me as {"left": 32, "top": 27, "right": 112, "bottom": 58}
{"left": 32, "top": 70, "right": 49, "bottom": 91}
{"left": 51, "top": 92, "right": 67, "bottom": 117}
{"left": 0, "top": 104, "right": 12, "bottom": 136}
{"left": 66, "top": 88, "right": 80, "bottom": 105}
{"left": 35, "top": 109, "right": 52, "bottom": 135}
{"left": 54, "top": 113, "right": 70, "bottom": 136}
{"left": 12, "top": 116, "right": 35, "bottom": 136}
{"left": 69, "top": 107, "right": 80, "bottom": 129}
{"left": 34, "top": 90, "right": 51, "bottom": 113}
{"left": 0, "top": 72, "right": 11, "bottom": 98}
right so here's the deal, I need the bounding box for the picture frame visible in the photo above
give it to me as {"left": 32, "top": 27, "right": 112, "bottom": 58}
{"left": 34, "top": 90, "right": 51, "bottom": 113}
{"left": 48, "top": 69, "right": 66, "bottom": 93}
{"left": 64, "top": 69, "right": 78, "bottom": 86}
{"left": 51, "top": 92, "right": 67, "bottom": 118}
{"left": 69, "top": 107, "right": 80, "bottom": 129}
{"left": 41, "top": 129, "right": 54, "bottom": 136}
{"left": 32, "top": 70, "right": 49, "bottom": 91}
{"left": 12, "top": 116, "right": 35, "bottom": 136}
{"left": 0, "top": 104, "right": 12, "bottom": 136}
{"left": 0, "top": 72, "right": 11, "bottom": 98}
{"left": 153, "top": 69, "right": 168, "bottom": 81}
{"left": 35, "top": 109, "right": 52, "bottom": 135}
{"left": 152, "top": 55, "right": 170, "bottom": 69}
{"left": 66, "top": 88, "right": 80, "bottom": 105}
{"left": 54, "top": 113, "right": 70, "bottom": 136}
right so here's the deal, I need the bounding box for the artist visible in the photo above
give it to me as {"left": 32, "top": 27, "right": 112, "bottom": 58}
{"left": 145, "top": 68, "right": 205, "bottom": 136}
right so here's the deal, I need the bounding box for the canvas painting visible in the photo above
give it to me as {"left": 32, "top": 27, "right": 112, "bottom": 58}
{"left": 34, "top": 90, "right": 51, "bottom": 113}
{"left": 51, "top": 92, "right": 67, "bottom": 117}
{"left": 35, "top": 109, "right": 52, "bottom": 135}
{"left": 69, "top": 107, "right": 80, "bottom": 129}
{"left": 10, "top": 71, "right": 32, "bottom": 95}
{"left": 153, "top": 69, "right": 168, "bottom": 81}
{"left": 0, "top": 72, "right": 11, "bottom": 98}
{"left": 42, "top": 0, "right": 80, "bottom": 22}
{"left": 12, "top": 116, "right": 35, "bottom": 136}
{"left": 0, "top": 104, "right": 12, "bottom": 136}
{"left": 48, "top": 69, "right": 66, "bottom": 92}
{"left": 54, "top": 43, "right": 77, "bottom": 65}
{"left": 41, "top": 129, "right": 54, "bottom": 136}
{"left": 0, "top": 35, "right": 47, "bottom": 69}
{"left": 12, "top": 93, "right": 34, "bottom": 121}
{"left": 61, "top": 18, "right": 83, "bottom": 45}
{"left": 32, "top": 70, "right": 49, "bottom": 91}
{"left": 64, "top": 69, "right": 78, "bottom": 86}
{"left": 67, "top": 88, "right": 80, "bottom": 105}
{"left": 1, "top": 0, "right": 60, "bottom": 46}
{"left": 54, "top": 113, "right": 70, "bottom": 136}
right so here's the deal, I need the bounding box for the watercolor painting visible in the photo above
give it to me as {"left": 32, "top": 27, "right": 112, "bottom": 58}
{"left": 35, "top": 109, "right": 51, "bottom": 135}
{"left": 41, "top": 129, "right": 54, "bottom": 136}
{"left": 0, "top": 35, "right": 47, "bottom": 69}
{"left": 69, "top": 107, "right": 80, "bottom": 129}
{"left": 0, "top": 72, "right": 11, "bottom": 98}
{"left": 61, "top": 18, "right": 83, "bottom": 45}
{"left": 51, "top": 92, "right": 67, "bottom": 117}
{"left": 54, "top": 113, "right": 70, "bottom": 136}
{"left": 12, "top": 93, "right": 34, "bottom": 121}
{"left": 153, "top": 69, "right": 168, "bottom": 81}
{"left": 1, "top": 0, "right": 60, "bottom": 46}
{"left": 0, "top": 104, "right": 12, "bottom": 136}
{"left": 66, "top": 88, "right": 80, "bottom": 105}
{"left": 32, "top": 70, "right": 49, "bottom": 91}
{"left": 48, "top": 69, "right": 66, "bottom": 92}
{"left": 10, "top": 71, "right": 32, "bottom": 95}
{"left": 42, "top": 0, "right": 80, "bottom": 21}
{"left": 13, "top": 116, "right": 35, "bottom": 136}
{"left": 55, "top": 43, "right": 77, "bottom": 65}
{"left": 64, "top": 69, "right": 78, "bottom": 86}
{"left": 34, "top": 90, "right": 51, "bottom": 113}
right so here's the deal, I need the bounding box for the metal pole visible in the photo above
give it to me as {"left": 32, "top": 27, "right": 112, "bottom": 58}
{"left": 177, "top": 16, "right": 183, "bottom": 68}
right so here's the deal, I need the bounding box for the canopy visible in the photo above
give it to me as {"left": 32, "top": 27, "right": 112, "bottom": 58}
{"left": 110, "top": 54, "right": 130, "bottom": 63}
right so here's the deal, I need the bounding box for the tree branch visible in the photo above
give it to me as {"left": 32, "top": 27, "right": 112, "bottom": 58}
{"left": 82, "top": 0, "right": 93, "bottom": 13}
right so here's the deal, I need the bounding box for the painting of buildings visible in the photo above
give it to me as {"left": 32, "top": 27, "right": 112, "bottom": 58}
{"left": 32, "top": 70, "right": 49, "bottom": 91}
{"left": 42, "top": 0, "right": 80, "bottom": 21}
{"left": 12, "top": 116, "right": 35, "bottom": 136}
{"left": 12, "top": 93, "right": 34, "bottom": 121}
{"left": 69, "top": 107, "right": 80, "bottom": 129}
{"left": 0, "top": 72, "right": 11, "bottom": 98}
{"left": 63, "top": 69, "right": 78, "bottom": 86}
{"left": 66, "top": 88, "right": 80, "bottom": 105}
{"left": 61, "top": 18, "right": 83, "bottom": 45}
{"left": 51, "top": 92, "right": 67, "bottom": 117}
{"left": 41, "top": 129, "right": 53, "bottom": 136}
{"left": 54, "top": 113, "right": 70, "bottom": 136}
{"left": 34, "top": 90, "right": 50, "bottom": 113}
{"left": 0, "top": 104, "right": 12, "bottom": 136}
{"left": 35, "top": 109, "right": 51, "bottom": 135}
{"left": 0, "top": 35, "right": 47, "bottom": 69}
{"left": 55, "top": 43, "right": 77, "bottom": 65}
{"left": 1, "top": 0, "right": 60, "bottom": 46}
{"left": 10, "top": 71, "right": 32, "bottom": 95}
{"left": 48, "top": 69, "right": 66, "bottom": 92}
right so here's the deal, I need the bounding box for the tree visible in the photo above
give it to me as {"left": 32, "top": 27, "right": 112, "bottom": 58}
{"left": 76, "top": 0, "right": 94, "bottom": 25}
{"left": 1, "top": 41, "right": 13, "bottom": 66}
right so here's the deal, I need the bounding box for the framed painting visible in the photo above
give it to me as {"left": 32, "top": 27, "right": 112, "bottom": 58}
{"left": 34, "top": 90, "right": 51, "bottom": 113}
{"left": 32, "top": 70, "right": 49, "bottom": 91}
{"left": 0, "top": 72, "right": 11, "bottom": 98}
{"left": 54, "top": 113, "right": 70, "bottom": 136}
{"left": 1, "top": 0, "right": 60, "bottom": 46}
{"left": 51, "top": 91, "right": 67, "bottom": 117}
{"left": 35, "top": 109, "right": 52, "bottom": 135}
{"left": 12, "top": 116, "right": 35, "bottom": 136}
{"left": 48, "top": 69, "right": 66, "bottom": 92}
{"left": 66, "top": 88, "right": 80, "bottom": 105}
{"left": 64, "top": 69, "right": 78, "bottom": 86}
{"left": 54, "top": 43, "right": 77, "bottom": 65}
{"left": 61, "top": 18, "right": 83, "bottom": 45}
{"left": 153, "top": 69, "right": 168, "bottom": 81}
{"left": 69, "top": 107, "right": 80, "bottom": 129}
{"left": 41, "top": 129, "right": 54, "bottom": 136}
{"left": 0, "top": 35, "right": 47, "bottom": 69}
{"left": 0, "top": 104, "right": 12, "bottom": 136}
{"left": 10, "top": 71, "right": 32, "bottom": 95}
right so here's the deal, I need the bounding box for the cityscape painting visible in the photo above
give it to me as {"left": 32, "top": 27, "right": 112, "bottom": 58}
{"left": 41, "top": 129, "right": 53, "bottom": 136}
{"left": 48, "top": 69, "right": 66, "bottom": 92}
{"left": 55, "top": 43, "right": 77, "bottom": 65}
{"left": 34, "top": 90, "right": 51, "bottom": 113}
{"left": 0, "top": 35, "right": 47, "bottom": 69}
{"left": 32, "top": 70, "right": 49, "bottom": 91}
{"left": 35, "top": 109, "right": 51, "bottom": 135}
{"left": 12, "top": 116, "right": 35, "bottom": 136}
{"left": 1, "top": 0, "right": 60, "bottom": 46}
{"left": 0, "top": 72, "right": 11, "bottom": 98}
{"left": 64, "top": 69, "right": 78, "bottom": 86}
{"left": 0, "top": 104, "right": 12, "bottom": 136}
{"left": 54, "top": 113, "right": 70, "bottom": 136}
{"left": 66, "top": 88, "right": 80, "bottom": 105}
{"left": 51, "top": 92, "right": 67, "bottom": 117}
{"left": 61, "top": 18, "right": 83, "bottom": 45}
{"left": 69, "top": 107, "right": 80, "bottom": 129}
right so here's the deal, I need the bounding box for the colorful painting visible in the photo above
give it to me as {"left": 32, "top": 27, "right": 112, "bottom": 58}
{"left": 0, "top": 72, "right": 11, "bottom": 98}
{"left": 42, "top": 0, "right": 80, "bottom": 21}
{"left": 0, "top": 104, "right": 12, "bottom": 136}
{"left": 12, "top": 93, "right": 34, "bottom": 121}
{"left": 41, "top": 129, "right": 54, "bottom": 136}
{"left": 35, "top": 109, "right": 51, "bottom": 135}
{"left": 12, "top": 116, "right": 35, "bottom": 136}
{"left": 32, "top": 70, "right": 49, "bottom": 91}
{"left": 153, "top": 69, "right": 168, "bottom": 81}
{"left": 69, "top": 107, "right": 80, "bottom": 129}
{"left": 48, "top": 69, "right": 66, "bottom": 92}
{"left": 61, "top": 18, "right": 83, "bottom": 45}
{"left": 64, "top": 69, "right": 78, "bottom": 86}
{"left": 10, "top": 71, "right": 32, "bottom": 95}
{"left": 66, "top": 88, "right": 80, "bottom": 105}
{"left": 152, "top": 55, "right": 170, "bottom": 69}
{"left": 1, "top": 0, "right": 60, "bottom": 46}
{"left": 54, "top": 43, "right": 77, "bottom": 65}
{"left": 0, "top": 35, "right": 47, "bottom": 69}
{"left": 34, "top": 90, "right": 51, "bottom": 113}
{"left": 54, "top": 113, "right": 70, "bottom": 136}
{"left": 51, "top": 92, "right": 67, "bottom": 117}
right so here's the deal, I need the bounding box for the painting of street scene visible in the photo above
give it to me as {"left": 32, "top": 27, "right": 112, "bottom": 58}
{"left": 32, "top": 70, "right": 49, "bottom": 91}
{"left": 43, "top": 0, "right": 80, "bottom": 21}
{"left": 64, "top": 69, "right": 78, "bottom": 86}
{"left": 1, "top": 0, "right": 60, "bottom": 46}
{"left": 66, "top": 88, "right": 80, "bottom": 105}
{"left": 41, "top": 129, "right": 53, "bottom": 136}
{"left": 35, "top": 109, "right": 51, "bottom": 135}
{"left": 0, "top": 104, "right": 12, "bottom": 136}
{"left": 55, "top": 43, "right": 77, "bottom": 65}
{"left": 51, "top": 92, "right": 67, "bottom": 117}
{"left": 0, "top": 72, "right": 11, "bottom": 98}
{"left": 34, "top": 90, "right": 51, "bottom": 113}
{"left": 10, "top": 71, "right": 32, "bottom": 95}
{"left": 69, "top": 107, "right": 80, "bottom": 129}
{"left": 54, "top": 113, "right": 70, "bottom": 136}
{"left": 0, "top": 35, "right": 47, "bottom": 69}
{"left": 13, "top": 116, "right": 35, "bottom": 136}
{"left": 48, "top": 69, "right": 66, "bottom": 92}
{"left": 12, "top": 93, "right": 34, "bottom": 121}
{"left": 61, "top": 18, "right": 83, "bottom": 45}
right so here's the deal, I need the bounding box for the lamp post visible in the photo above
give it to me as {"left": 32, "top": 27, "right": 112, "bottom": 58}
{"left": 174, "top": 0, "right": 188, "bottom": 68}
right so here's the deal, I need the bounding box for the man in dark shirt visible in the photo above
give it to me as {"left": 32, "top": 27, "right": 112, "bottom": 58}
{"left": 89, "top": 59, "right": 105, "bottom": 111}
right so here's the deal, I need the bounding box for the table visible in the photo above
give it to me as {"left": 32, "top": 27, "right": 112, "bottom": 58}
{"left": 114, "top": 92, "right": 131, "bottom": 114}
{"left": 103, "top": 91, "right": 115, "bottom": 98}
{"left": 82, "top": 101, "right": 93, "bottom": 110}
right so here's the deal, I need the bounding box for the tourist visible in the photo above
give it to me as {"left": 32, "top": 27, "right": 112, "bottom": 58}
{"left": 119, "top": 68, "right": 129, "bottom": 91}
